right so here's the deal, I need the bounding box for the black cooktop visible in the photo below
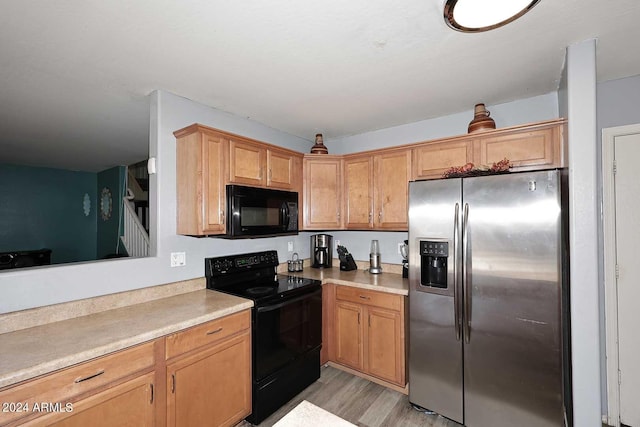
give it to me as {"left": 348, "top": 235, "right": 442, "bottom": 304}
{"left": 217, "top": 274, "right": 320, "bottom": 303}
{"left": 205, "top": 251, "right": 321, "bottom": 304}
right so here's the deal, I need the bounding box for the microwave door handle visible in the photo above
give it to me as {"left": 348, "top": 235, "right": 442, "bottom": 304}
{"left": 281, "top": 202, "right": 290, "bottom": 229}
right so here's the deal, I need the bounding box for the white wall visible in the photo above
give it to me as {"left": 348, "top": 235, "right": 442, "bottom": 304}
{"left": 0, "top": 91, "right": 314, "bottom": 313}
{"left": 565, "top": 39, "right": 602, "bottom": 426}
{"left": 0, "top": 90, "right": 565, "bottom": 313}
{"left": 327, "top": 92, "right": 558, "bottom": 154}
{"left": 322, "top": 92, "right": 559, "bottom": 263}
{"left": 595, "top": 73, "right": 640, "bottom": 413}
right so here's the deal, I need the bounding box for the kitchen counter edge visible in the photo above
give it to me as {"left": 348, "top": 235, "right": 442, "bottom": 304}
{"left": 0, "top": 289, "right": 253, "bottom": 389}
{"left": 287, "top": 267, "right": 409, "bottom": 296}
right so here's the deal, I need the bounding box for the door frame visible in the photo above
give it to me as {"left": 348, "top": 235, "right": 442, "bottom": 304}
{"left": 602, "top": 122, "right": 640, "bottom": 427}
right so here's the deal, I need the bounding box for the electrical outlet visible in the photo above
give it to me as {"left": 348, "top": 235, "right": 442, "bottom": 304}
{"left": 170, "top": 252, "right": 186, "bottom": 267}
{"left": 287, "top": 241, "right": 294, "bottom": 252}
{"left": 335, "top": 240, "right": 340, "bottom": 249}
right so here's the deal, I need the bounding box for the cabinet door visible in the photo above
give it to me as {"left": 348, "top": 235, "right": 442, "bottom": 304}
{"left": 267, "top": 149, "right": 301, "bottom": 190}
{"left": 366, "top": 307, "right": 404, "bottom": 386}
{"left": 167, "top": 332, "right": 251, "bottom": 427}
{"left": 229, "top": 139, "right": 266, "bottom": 186}
{"left": 303, "top": 156, "right": 343, "bottom": 229}
{"left": 26, "top": 373, "right": 155, "bottom": 427}
{"left": 202, "top": 133, "right": 228, "bottom": 233}
{"left": 344, "top": 155, "right": 373, "bottom": 229}
{"left": 475, "top": 126, "right": 560, "bottom": 170}
{"left": 176, "top": 130, "right": 228, "bottom": 235}
{"left": 374, "top": 150, "right": 411, "bottom": 230}
{"left": 413, "top": 140, "right": 474, "bottom": 180}
{"left": 334, "top": 301, "right": 364, "bottom": 371}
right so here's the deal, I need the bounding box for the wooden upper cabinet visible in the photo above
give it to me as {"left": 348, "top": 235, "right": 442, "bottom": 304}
{"left": 303, "top": 155, "right": 343, "bottom": 230}
{"left": 229, "top": 138, "right": 302, "bottom": 191}
{"left": 412, "top": 120, "right": 565, "bottom": 180}
{"left": 344, "top": 155, "right": 374, "bottom": 229}
{"left": 268, "top": 148, "right": 302, "bottom": 191}
{"left": 175, "top": 124, "right": 304, "bottom": 236}
{"left": 374, "top": 150, "right": 411, "bottom": 230}
{"left": 175, "top": 125, "right": 228, "bottom": 236}
{"left": 229, "top": 139, "right": 267, "bottom": 186}
{"left": 474, "top": 123, "right": 564, "bottom": 170}
{"left": 344, "top": 150, "right": 411, "bottom": 230}
{"left": 413, "top": 139, "right": 474, "bottom": 180}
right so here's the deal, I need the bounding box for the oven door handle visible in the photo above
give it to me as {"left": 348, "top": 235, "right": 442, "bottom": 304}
{"left": 256, "top": 288, "right": 321, "bottom": 313}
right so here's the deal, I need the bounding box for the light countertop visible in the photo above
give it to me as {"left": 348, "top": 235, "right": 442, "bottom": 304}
{"left": 286, "top": 267, "right": 408, "bottom": 296}
{"left": 0, "top": 290, "right": 252, "bottom": 389}
{"left": 0, "top": 268, "right": 405, "bottom": 390}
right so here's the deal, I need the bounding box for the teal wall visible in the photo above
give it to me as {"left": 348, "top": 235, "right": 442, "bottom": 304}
{"left": 96, "top": 166, "right": 126, "bottom": 259}
{"left": 0, "top": 163, "right": 97, "bottom": 264}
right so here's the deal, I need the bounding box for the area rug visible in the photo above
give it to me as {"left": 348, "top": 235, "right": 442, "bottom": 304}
{"left": 273, "top": 400, "right": 355, "bottom": 427}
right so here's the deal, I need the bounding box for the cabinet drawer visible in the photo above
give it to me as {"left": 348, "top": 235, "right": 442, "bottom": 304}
{"left": 335, "top": 286, "right": 402, "bottom": 311}
{"left": 0, "top": 341, "right": 155, "bottom": 426}
{"left": 165, "top": 310, "right": 250, "bottom": 360}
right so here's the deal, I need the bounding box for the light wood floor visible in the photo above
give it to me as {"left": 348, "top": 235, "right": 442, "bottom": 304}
{"left": 238, "top": 365, "right": 462, "bottom": 427}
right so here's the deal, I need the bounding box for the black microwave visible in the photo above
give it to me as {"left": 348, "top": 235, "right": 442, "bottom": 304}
{"left": 226, "top": 185, "right": 298, "bottom": 238}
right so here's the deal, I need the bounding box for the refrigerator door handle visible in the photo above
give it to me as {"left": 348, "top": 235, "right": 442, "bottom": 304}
{"left": 463, "top": 202, "right": 471, "bottom": 343}
{"left": 453, "top": 202, "right": 461, "bottom": 341}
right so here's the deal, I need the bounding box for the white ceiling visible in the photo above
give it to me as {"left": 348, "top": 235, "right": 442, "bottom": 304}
{"left": 2, "top": 0, "right": 640, "bottom": 172}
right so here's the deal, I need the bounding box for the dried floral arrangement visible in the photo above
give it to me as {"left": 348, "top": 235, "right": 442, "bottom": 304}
{"left": 443, "top": 158, "right": 511, "bottom": 178}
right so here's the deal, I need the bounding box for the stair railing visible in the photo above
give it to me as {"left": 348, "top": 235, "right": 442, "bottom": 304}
{"left": 121, "top": 198, "right": 149, "bottom": 258}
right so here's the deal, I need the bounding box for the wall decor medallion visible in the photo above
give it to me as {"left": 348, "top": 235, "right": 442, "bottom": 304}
{"left": 100, "top": 187, "right": 113, "bottom": 221}
{"left": 83, "top": 193, "right": 91, "bottom": 216}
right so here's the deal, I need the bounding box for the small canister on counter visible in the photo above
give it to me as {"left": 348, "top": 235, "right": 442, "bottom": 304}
{"left": 288, "top": 253, "right": 304, "bottom": 272}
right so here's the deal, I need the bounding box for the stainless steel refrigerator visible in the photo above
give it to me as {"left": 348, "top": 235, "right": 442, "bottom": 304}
{"left": 408, "top": 169, "right": 571, "bottom": 427}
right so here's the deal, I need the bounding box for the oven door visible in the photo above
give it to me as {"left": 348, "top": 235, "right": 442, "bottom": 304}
{"left": 253, "top": 286, "right": 322, "bottom": 382}
{"left": 226, "top": 185, "right": 298, "bottom": 238}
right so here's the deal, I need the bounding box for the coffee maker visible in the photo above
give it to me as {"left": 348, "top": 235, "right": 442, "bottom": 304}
{"left": 311, "top": 234, "right": 333, "bottom": 268}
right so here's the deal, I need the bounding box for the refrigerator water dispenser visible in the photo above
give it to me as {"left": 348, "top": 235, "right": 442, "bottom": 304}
{"left": 420, "top": 240, "right": 448, "bottom": 288}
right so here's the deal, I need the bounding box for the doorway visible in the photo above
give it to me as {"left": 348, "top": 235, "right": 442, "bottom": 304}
{"left": 603, "top": 123, "right": 640, "bottom": 427}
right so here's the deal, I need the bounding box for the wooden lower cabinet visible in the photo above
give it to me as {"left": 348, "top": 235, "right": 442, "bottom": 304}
{"left": 366, "top": 307, "right": 403, "bottom": 385}
{"left": 166, "top": 331, "right": 251, "bottom": 427}
{"left": 335, "top": 301, "right": 364, "bottom": 370}
{"left": 0, "top": 311, "right": 252, "bottom": 427}
{"left": 165, "top": 310, "right": 252, "bottom": 427}
{"left": 331, "top": 285, "right": 407, "bottom": 387}
{"left": 24, "top": 373, "right": 155, "bottom": 427}
{"left": 0, "top": 342, "right": 156, "bottom": 427}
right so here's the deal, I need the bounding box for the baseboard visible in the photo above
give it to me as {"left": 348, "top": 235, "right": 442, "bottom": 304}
{"left": 326, "top": 362, "right": 409, "bottom": 395}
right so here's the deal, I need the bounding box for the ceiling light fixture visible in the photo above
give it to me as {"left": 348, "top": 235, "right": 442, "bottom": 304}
{"left": 444, "top": 0, "right": 541, "bottom": 32}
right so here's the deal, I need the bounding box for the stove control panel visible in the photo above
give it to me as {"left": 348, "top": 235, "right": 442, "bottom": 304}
{"left": 207, "top": 250, "right": 279, "bottom": 275}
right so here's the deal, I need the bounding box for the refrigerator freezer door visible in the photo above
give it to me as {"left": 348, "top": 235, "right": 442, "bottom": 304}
{"left": 408, "top": 178, "right": 463, "bottom": 424}
{"left": 462, "top": 170, "right": 564, "bottom": 427}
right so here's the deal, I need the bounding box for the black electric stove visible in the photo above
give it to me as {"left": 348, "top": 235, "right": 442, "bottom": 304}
{"left": 205, "top": 250, "right": 322, "bottom": 425}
